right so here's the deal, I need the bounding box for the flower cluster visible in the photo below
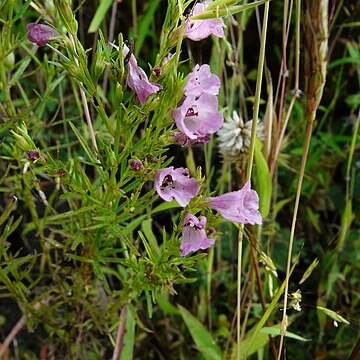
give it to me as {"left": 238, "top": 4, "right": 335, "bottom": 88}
{"left": 154, "top": 167, "right": 261, "bottom": 257}
{"left": 184, "top": 0, "right": 225, "bottom": 42}
{"left": 172, "top": 64, "right": 223, "bottom": 146}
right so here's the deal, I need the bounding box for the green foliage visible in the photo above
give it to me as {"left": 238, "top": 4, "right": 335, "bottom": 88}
{"left": 178, "top": 304, "right": 222, "bottom": 360}
{"left": 0, "top": 0, "right": 359, "bottom": 359}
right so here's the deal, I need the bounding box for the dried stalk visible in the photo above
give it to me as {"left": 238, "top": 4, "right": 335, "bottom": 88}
{"left": 278, "top": 0, "right": 329, "bottom": 358}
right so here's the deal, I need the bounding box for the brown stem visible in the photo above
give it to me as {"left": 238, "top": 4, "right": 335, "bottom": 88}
{"left": 112, "top": 306, "right": 128, "bottom": 360}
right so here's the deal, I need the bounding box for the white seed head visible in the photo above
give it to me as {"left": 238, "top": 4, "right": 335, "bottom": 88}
{"left": 217, "top": 110, "right": 264, "bottom": 165}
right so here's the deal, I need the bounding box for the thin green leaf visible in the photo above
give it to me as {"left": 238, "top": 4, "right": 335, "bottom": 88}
{"left": 88, "top": 0, "right": 113, "bottom": 33}
{"left": 254, "top": 137, "right": 272, "bottom": 218}
{"left": 193, "top": 0, "right": 270, "bottom": 19}
{"left": 178, "top": 305, "right": 222, "bottom": 360}
{"left": 261, "top": 326, "right": 311, "bottom": 342}
{"left": 141, "top": 219, "right": 161, "bottom": 259}
{"left": 316, "top": 306, "right": 350, "bottom": 325}
{"left": 157, "top": 294, "right": 180, "bottom": 315}
{"left": 299, "top": 258, "right": 319, "bottom": 285}
{"left": 120, "top": 309, "right": 136, "bottom": 360}
{"left": 135, "top": 0, "right": 161, "bottom": 56}
{"left": 243, "top": 259, "right": 298, "bottom": 358}
{"left": 152, "top": 201, "right": 182, "bottom": 214}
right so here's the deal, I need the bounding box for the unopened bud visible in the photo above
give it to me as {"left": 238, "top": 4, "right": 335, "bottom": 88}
{"left": 153, "top": 66, "right": 161, "bottom": 77}
{"left": 27, "top": 23, "right": 60, "bottom": 46}
{"left": 28, "top": 150, "right": 40, "bottom": 160}
{"left": 130, "top": 160, "right": 142, "bottom": 170}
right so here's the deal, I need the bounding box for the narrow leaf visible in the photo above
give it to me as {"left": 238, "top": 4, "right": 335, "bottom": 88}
{"left": 299, "top": 258, "right": 319, "bottom": 285}
{"left": 254, "top": 137, "right": 272, "bottom": 218}
{"left": 194, "top": 0, "right": 270, "bottom": 19}
{"left": 261, "top": 327, "right": 311, "bottom": 342}
{"left": 178, "top": 305, "right": 222, "bottom": 360}
{"left": 88, "top": 0, "right": 113, "bottom": 33}
{"left": 141, "top": 219, "right": 161, "bottom": 259}
{"left": 316, "top": 306, "right": 350, "bottom": 325}
{"left": 120, "top": 309, "right": 135, "bottom": 360}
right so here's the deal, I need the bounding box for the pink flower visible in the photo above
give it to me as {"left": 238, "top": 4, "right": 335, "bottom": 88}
{"left": 123, "top": 45, "right": 161, "bottom": 104}
{"left": 207, "top": 181, "right": 262, "bottom": 225}
{"left": 184, "top": 1, "right": 225, "bottom": 41}
{"left": 180, "top": 213, "right": 215, "bottom": 256}
{"left": 172, "top": 93, "right": 223, "bottom": 141}
{"left": 27, "top": 23, "right": 60, "bottom": 46}
{"left": 184, "top": 64, "right": 221, "bottom": 97}
{"left": 154, "top": 167, "right": 200, "bottom": 207}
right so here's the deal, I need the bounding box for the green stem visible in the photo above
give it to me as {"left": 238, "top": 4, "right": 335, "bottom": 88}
{"left": 246, "top": 2, "right": 269, "bottom": 181}
{"left": 236, "top": 3, "right": 269, "bottom": 359}
{"left": 277, "top": 117, "right": 314, "bottom": 359}
{"left": 236, "top": 229, "right": 243, "bottom": 360}
{"left": 132, "top": 0, "right": 138, "bottom": 41}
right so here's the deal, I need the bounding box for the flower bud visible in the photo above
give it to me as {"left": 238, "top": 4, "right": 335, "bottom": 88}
{"left": 130, "top": 160, "right": 142, "bottom": 170}
{"left": 27, "top": 23, "right": 60, "bottom": 46}
{"left": 28, "top": 150, "right": 40, "bottom": 160}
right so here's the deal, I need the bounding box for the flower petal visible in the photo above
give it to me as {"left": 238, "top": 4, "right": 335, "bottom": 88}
{"left": 207, "top": 181, "right": 262, "bottom": 224}
{"left": 180, "top": 213, "right": 215, "bottom": 256}
{"left": 154, "top": 167, "right": 200, "bottom": 207}
{"left": 184, "top": 2, "right": 225, "bottom": 42}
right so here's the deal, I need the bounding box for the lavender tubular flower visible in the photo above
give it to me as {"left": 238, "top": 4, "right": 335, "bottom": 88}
{"left": 184, "top": 64, "right": 221, "bottom": 97}
{"left": 172, "top": 93, "right": 223, "bottom": 142}
{"left": 154, "top": 167, "right": 200, "bottom": 207}
{"left": 123, "top": 45, "right": 161, "bottom": 104}
{"left": 27, "top": 23, "right": 60, "bottom": 46}
{"left": 207, "top": 181, "right": 262, "bottom": 225}
{"left": 181, "top": 213, "right": 215, "bottom": 257}
{"left": 184, "top": 1, "right": 225, "bottom": 41}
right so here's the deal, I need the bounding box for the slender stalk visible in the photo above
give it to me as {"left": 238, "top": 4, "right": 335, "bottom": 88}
{"left": 131, "top": 0, "right": 138, "bottom": 41}
{"left": 345, "top": 108, "right": 360, "bottom": 193}
{"left": 246, "top": 2, "right": 269, "bottom": 181}
{"left": 0, "top": 315, "right": 25, "bottom": 358}
{"left": 207, "top": 245, "right": 215, "bottom": 330}
{"left": 270, "top": 0, "right": 301, "bottom": 177}
{"left": 294, "top": 0, "right": 301, "bottom": 94}
{"left": 249, "top": 229, "right": 278, "bottom": 358}
{"left": 278, "top": 1, "right": 328, "bottom": 355}
{"left": 112, "top": 306, "right": 128, "bottom": 360}
{"left": 236, "top": 2, "right": 269, "bottom": 359}
{"left": 62, "top": 36, "right": 99, "bottom": 152}
{"left": 103, "top": 1, "right": 119, "bottom": 94}
{"left": 277, "top": 118, "right": 314, "bottom": 359}
{"left": 236, "top": 229, "right": 243, "bottom": 360}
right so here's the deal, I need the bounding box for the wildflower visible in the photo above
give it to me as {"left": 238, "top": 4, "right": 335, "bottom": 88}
{"left": 180, "top": 212, "right": 215, "bottom": 256}
{"left": 184, "top": 0, "right": 225, "bottom": 41}
{"left": 207, "top": 181, "right": 262, "bottom": 225}
{"left": 112, "top": 43, "right": 161, "bottom": 104}
{"left": 172, "top": 93, "right": 223, "bottom": 142}
{"left": 154, "top": 167, "right": 200, "bottom": 207}
{"left": 27, "top": 23, "right": 60, "bottom": 46}
{"left": 217, "top": 110, "right": 264, "bottom": 165}
{"left": 127, "top": 59, "right": 161, "bottom": 104}
{"left": 184, "top": 64, "right": 221, "bottom": 97}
